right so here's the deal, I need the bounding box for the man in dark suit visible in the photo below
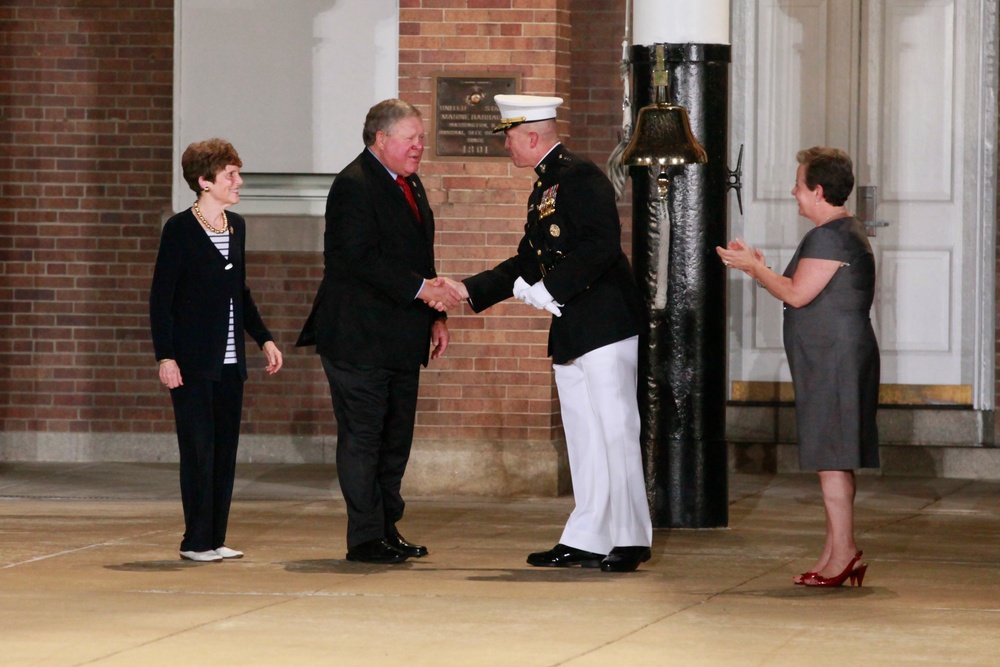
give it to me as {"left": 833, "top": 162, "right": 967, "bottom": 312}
{"left": 444, "top": 95, "right": 654, "bottom": 572}
{"left": 298, "top": 99, "right": 462, "bottom": 564}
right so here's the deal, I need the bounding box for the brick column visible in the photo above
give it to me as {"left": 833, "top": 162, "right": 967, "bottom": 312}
{"left": 399, "top": 0, "right": 572, "bottom": 450}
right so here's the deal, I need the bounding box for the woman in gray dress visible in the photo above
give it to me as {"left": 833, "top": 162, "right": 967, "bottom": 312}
{"left": 717, "top": 147, "right": 879, "bottom": 588}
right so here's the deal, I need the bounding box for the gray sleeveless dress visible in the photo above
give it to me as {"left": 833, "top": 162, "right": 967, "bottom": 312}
{"left": 782, "top": 216, "right": 880, "bottom": 470}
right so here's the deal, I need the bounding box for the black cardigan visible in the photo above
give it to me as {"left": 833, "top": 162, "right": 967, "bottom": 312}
{"left": 149, "top": 209, "right": 273, "bottom": 381}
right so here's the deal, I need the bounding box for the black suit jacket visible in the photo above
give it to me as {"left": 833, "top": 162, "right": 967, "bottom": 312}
{"left": 297, "top": 149, "right": 442, "bottom": 371}
{"left": 464, "top": 146, "right": 645, "bottom": 364}
{"left": 149, "top": 209, "right": 273, "bottom": 381}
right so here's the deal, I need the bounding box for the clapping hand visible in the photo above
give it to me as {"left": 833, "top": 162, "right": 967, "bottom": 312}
{"left": 716, "top": 237, "right": 765, "bottom": 274}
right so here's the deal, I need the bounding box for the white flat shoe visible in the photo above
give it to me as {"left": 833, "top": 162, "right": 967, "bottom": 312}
{"left": 179, "top": 550, "right": 222, "bottom": 562}
{"left": 214, "top": 546, "right": 244, "bottom": 559}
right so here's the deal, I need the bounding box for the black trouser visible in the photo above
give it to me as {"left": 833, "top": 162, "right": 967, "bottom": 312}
{"left": 321, "top": 356, "right": 419, "bottom": 550}
{"left": 169, "top": 365, "right": 244, "bottom": 552}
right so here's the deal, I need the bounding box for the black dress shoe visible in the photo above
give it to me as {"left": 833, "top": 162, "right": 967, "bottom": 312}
{"left": 385, "top": 531, "right": 428, "bottom": 558}
{"left": 346, "top": 538, "right": 408, "bottom": 564}
{"left": 526, "top": 543, "right": 605, "bottom": 568}
{"left": 600, "top": 546, "right": 652, "bottom": 572}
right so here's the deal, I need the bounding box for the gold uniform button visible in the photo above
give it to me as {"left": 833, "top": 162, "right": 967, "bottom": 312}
{"left": 536, "top": 249, "right": 542, "bottom": 255}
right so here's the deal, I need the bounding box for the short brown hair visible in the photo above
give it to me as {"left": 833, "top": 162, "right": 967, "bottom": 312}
{"left": 362, "top": 99, "right": 421, "bottom": 147}
{"left": 796, "top": 146, "right": 854, "bottom": 206}
{"left": 181, "top": 138, "right": 242, "bottom": 194}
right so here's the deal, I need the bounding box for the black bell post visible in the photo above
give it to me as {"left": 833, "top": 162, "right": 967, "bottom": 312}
{"left": 626, "top": 39, "right": 731, "bottom": 529}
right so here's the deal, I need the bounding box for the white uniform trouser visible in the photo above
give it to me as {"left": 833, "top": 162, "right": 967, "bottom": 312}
{"left": 554, "top": 335, "right": 652, "bottom": 554}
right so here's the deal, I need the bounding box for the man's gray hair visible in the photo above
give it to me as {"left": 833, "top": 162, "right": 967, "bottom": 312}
{"left": 363, "top": 99, "right": 421, "bottom": 146}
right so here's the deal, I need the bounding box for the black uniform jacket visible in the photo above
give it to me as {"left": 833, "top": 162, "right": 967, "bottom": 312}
{"left": 297, "top": 149, "right": 443, "bottom": 371}
{"left": 149, "top": 209, "right": 273, "bottom": 382}
{"left": 464, "top": 145, "right": 645, "bottom": 364}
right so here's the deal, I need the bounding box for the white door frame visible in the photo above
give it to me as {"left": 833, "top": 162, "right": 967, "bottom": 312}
{"left": 968, "top": 0, "right": 999, "bottom": 408}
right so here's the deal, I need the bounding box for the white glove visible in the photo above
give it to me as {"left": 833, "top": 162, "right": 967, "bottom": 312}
{"left": 513, "top": 277, "right": 562, "bottom": 317}
{"left": 513, "top": 276, "right": 531, "bottom": 302}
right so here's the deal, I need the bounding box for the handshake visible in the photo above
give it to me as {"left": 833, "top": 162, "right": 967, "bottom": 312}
{"left": 418, "top": 276, "right": 562, "bottom": 317}
{"left": 418, "top": 277, "right": 469, "bottom": 312}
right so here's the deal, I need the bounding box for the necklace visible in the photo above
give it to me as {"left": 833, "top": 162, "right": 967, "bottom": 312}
{"left": 192, "top": 202, "right": 228, "bottom": 234}
{"left": 819, "top": 207, "right": 849, "bottom": 225}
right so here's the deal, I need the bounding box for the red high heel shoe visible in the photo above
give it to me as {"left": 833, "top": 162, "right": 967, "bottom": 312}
{"left": 849, "top": 563, "right": 868, "bottom": 587}
{"left": 793, "top": 571, "right": 818, "bottom": 585}
{"left": 805, "top": 551, "right": 866, "bottom": 588}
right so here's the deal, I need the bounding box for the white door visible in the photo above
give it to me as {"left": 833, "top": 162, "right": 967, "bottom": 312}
{"left": 728, "top": 0, "right": 995, "bottom": 408}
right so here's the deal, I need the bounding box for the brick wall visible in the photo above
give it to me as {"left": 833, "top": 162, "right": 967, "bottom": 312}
{"left": 0, "top": 2, "right": 328, "bottom": 442}
{"left": 0, "top": 0, "right": 633, "bottom": 449}
{"left": 568, "top": 0, "right": 633, "bottom": 251}
{"left": 0, "top": 1, "right": 176, "bottom": 436}
{"left": 398, "top": 0, "right": 634, "bottom": 443}
{"left": 398, "top": 0, "right": 573, "bottom": 443}
{"left": 240, "top": 252, "right": 327, "bottom": 438}
{"left": 4, "top": 0, "right": 999, "bottom": 454}
{"left": 253, "top": 0, "right": 633, "bottom": 445}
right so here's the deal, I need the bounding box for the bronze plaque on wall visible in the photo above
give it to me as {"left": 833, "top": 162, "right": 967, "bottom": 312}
{"left": 433, "top": 75, "right": 517, "bottom": 158}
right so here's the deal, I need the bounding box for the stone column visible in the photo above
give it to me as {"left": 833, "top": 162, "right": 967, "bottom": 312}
{"left": 630, "top": 0, "right": 731, "bottom": 528}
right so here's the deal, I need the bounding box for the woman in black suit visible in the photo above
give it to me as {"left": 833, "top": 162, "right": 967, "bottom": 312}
{"left": 150, "top": 138, "right": 282, "bottom": 562}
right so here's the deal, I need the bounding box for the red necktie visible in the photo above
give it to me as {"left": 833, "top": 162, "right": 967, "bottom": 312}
{"left": 395, "top": 175, "right": 422, "bottom": 224}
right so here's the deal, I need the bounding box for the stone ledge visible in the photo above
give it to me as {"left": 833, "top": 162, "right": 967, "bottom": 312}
{"left": 4, "top": 430, "right": 998, "bottom": 489}
{"left": 0, "top": 433, "right": 569, "bottom": 497}
{"left": 727, "top": 399, "right": 1000, "bottom": 480}
{"left": 727, "top": 405, "right": 995, "bottom": 447}
{"left": 406, "top": 439, "right": 570, "bottom": 497}
{"left": 731, "top": 442, "right": 1000, "bottom": 480}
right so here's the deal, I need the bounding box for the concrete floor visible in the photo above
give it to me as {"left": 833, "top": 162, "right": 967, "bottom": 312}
{"left": 0, "top": 463, "right": 997, "bottom": 666}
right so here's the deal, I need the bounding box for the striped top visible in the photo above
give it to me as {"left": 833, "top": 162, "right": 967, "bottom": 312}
{"left": 203, "top": 227, "right": 238, "bottom": 365}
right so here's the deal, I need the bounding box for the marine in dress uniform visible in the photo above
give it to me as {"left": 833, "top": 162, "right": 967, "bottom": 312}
{"left": 462, "top": 95, "right": 654, "bottom": 572}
